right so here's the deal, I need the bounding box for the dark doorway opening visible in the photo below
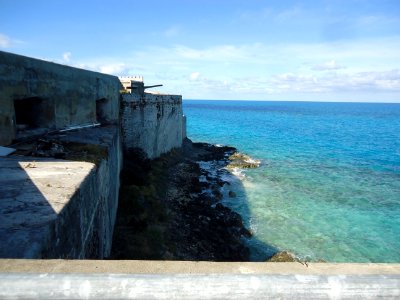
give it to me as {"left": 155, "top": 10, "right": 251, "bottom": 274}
{"left": 14, "top": 97, "right": 55, "bottom": 132}
{"left": 96, "top": 98, "right": 109, "bottom": 124}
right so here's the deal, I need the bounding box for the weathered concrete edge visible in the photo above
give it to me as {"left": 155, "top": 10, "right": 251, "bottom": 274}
{"left": 1, "top": 273, "right": 399, "bottom": 300}
{"left": 0, "top": 50, "right": 120, "bottom": 80}
{"left": 1, "top": 259, "right": 400, "bottom": 275}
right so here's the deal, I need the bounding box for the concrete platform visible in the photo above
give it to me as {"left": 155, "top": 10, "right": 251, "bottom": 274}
{"left": 0, "top": 260, "right": 399, "bottom": 299}
{"left": 0, "top": 259, "right": 400, "bottom": 275}
{"left": 0, "top": 156, "right": 95, "bottom": 258}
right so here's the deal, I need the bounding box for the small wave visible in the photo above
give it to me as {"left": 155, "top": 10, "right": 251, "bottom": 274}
{"left": 244, "top": 157, "right": 261, "bottom": 166}
{"left": 230, "top": 167, "right": 246, "bottom": 179}
{"left": 227, "top": 152, "right": 261, "bottom": 169}
{"left": 225, "top": 152, "right": 261, "bottom": 182}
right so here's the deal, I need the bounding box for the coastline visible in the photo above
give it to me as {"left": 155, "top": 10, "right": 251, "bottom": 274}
{"left": 111, "top": 139, "right": 260, "bottom": 261}
{"left": 6, "top": 132, "right": 295, "bottom": 262}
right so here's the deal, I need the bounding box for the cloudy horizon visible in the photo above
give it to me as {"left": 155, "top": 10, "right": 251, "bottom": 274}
{"left": 1, "top": 0, "right": 399, "bottom": 102}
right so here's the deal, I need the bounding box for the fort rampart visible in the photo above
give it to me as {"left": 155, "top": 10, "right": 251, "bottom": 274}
{"left": 0, "top": 50, "right": 185, "bottom": 258}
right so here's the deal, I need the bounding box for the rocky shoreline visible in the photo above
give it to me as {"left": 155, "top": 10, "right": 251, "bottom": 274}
{"left": 111, "top": 139, "right": 256, "bottom": 261}
{"left": 10, "top": 134, "right": 296, "bottom": 262}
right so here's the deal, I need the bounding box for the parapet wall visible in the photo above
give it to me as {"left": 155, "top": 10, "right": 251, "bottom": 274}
{"left": 0, "top": 126, "right": 122, "bottom": 259}
{"left": 46, "top": 126, "right": 123, "bottom": 258}
{"left": 121, "top": 92, "right": 185, "bottom": 159}
{"left": 0, "top": 51, "right": 186, "bottom": 259}
{"left": 0, "top": 51, "right": 121, "bottom": 146}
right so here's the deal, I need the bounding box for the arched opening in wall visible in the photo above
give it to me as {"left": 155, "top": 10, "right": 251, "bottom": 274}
{"left": 96, "top": 98, "right": 110, "bottom": 124}
{"left": 13, "top": 97, "right": 55, "bottom": 135}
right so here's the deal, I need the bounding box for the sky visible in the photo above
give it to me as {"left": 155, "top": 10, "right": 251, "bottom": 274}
{"left": 1, "top": 0, "right": 400, "bottom": 102}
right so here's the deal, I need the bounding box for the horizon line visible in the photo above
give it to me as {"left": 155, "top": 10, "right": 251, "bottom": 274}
{"left": 183, "top": 98, "right": 400, "bottom": 104}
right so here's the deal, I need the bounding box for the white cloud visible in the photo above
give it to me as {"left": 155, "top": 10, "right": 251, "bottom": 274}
{"left": 62, "top": 52, "right": 72, "bottom": 62}
{"left": 189, "top": 72, "right": 200, "bottom": 80}
{"left": 270, "top": 69, "right": 400, "bottom": 93}
{"left": 99, "top": 63, "right": 127, "bottom": 75}
{"left": 65, "top": 36, "right": 400, "bottom": 101}
{"left": 182, "top": 69, "right": 400, "bottom": 99}
{"left": 73, "top": 60, "right": 128, "bottom": 75}
{"left": 0, "top": 33, "right": 19, "bottom": 48}
{"left": 312, "top": 60, "right": 344, "bottom": 71}
{"left": 0, "top": 34, "right": 11, "bottom": 48}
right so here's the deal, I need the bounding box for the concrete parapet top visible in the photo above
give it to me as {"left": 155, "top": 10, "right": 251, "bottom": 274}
{"left": 1, "top": 260, "right": 400, "bottom": 299}
{"left": 1, "top": 259, "right": 400, "bottom": 275}
{"left": 122, "top": 92, "right": 182, "bottom": 104}
{"left": 0, "top": 50, "right": 120, "bottom": 80}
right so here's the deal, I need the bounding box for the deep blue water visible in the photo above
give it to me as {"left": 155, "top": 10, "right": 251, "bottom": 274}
{"left": 183, "top": 100, "right": 400, "bottom": 262}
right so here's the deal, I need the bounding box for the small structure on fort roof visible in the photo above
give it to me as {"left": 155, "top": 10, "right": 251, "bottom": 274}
{"left": 119, "top": 76, "right": 185, "bottom": 159}
{"left": 119, "top": 76, "right": 163, "bottom": 95}
{"left": 119, "top": 76, "right": 143, "bottom": 92}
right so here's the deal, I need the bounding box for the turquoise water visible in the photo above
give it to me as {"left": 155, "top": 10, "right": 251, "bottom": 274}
{"left": 183, "top": 100, "right": 400, "bottom": 262}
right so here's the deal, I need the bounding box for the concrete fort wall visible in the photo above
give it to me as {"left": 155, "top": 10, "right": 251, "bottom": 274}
{"left": 0, "top": 50, "right": 186, "bottom": 259}
{"left": 42, "top": 126, "right": 123, "bottom": 258}
{"left": 121, "top": 92, "right": 185, "bottom": 159}
{"left": 0, "top": 51, "right": 123, "bottom": 258}
{"left": 0, "top": 50, "right": 121, "bottom": 146}
{"left": 0, "top": 126, "right": 122, "bottom": 259}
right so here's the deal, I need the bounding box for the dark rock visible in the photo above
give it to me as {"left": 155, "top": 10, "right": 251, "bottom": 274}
{"left": 112, "top": 138, "right": 253, "bottom": 261}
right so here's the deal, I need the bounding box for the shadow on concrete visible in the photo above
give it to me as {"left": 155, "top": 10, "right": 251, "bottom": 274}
{"left": 1, "top": 125, "right": 124, "bottom": 259}
{"left": 0, "top": 157, "right": 59, "bottom": 258}
{"left": 0, "top": 153, "right": 98, "bottom": 259}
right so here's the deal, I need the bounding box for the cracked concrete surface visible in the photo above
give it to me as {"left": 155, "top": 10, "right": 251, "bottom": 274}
{"left": 0, "top": 156, "right": 94, "bottom": 258}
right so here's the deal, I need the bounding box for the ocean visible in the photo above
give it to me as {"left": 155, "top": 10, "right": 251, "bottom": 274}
{"left": 183, "top": 100, "right": 400, "bottom": 262}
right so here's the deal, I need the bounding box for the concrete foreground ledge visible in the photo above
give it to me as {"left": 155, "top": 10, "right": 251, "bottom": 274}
{"left": 0, "top": 260, "right": 400, "bottom": 299}
{"left": 1, "top": 259, "right": 400, "bottom": 275}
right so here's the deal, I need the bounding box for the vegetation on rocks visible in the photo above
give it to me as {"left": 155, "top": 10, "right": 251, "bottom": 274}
{"left": 267, "top": 251, "right": 297, "bottom": 262}
{"left": 227, "top": 152, "right": 261, "bottom": 169}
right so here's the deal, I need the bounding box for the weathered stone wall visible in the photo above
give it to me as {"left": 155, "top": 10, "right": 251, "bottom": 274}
{"left": 0, "top": 50, "right": 186, "bottom": 259}
{"left": 0, "top": 51, "right": 121, "bottom": 146}
{"left": 43, "top": 126, "right": 122, "bottom": 258}
{"left": 0, "top": 126, "right": 122, "bottom": 259}
{"left": 121, "top": 93, "right": 185, "bottom": 159}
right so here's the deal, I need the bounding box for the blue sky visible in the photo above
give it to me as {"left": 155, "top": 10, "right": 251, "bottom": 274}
{"left": 1, "top": 0, "right": 400, "bottom": 102}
